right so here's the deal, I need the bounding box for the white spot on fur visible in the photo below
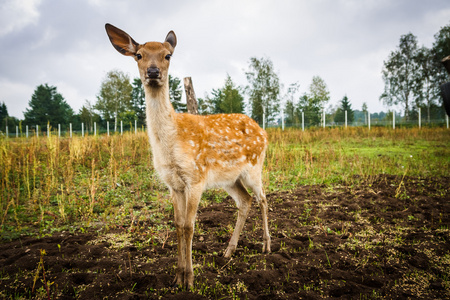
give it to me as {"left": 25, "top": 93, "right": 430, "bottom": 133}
{"left": 188, "top": 140, "right": 195, "bottom": 147}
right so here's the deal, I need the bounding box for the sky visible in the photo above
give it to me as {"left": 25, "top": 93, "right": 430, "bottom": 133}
{"left": 1, "top": 0, "right": 449, "bottom": 119}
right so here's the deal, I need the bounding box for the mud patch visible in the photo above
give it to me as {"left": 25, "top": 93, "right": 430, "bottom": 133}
{"left": 1, "top": 175, "right": 449, "bottom": 299}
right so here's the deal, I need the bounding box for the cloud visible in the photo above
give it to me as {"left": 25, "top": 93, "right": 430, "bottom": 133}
{"left": 0, "top": 0, "right": 41, "bottom": 37}
{"left": 0, "top": 0, "right": 449, "bottom": 119}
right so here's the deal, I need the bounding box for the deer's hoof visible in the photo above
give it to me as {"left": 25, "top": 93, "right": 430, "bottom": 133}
{"left": 224, "top": 245, "right": 236, "bottom": 258}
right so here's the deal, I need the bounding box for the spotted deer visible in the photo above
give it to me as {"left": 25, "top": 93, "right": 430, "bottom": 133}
{"left": 105, "top": 24, "right": 270, "bottom": 289}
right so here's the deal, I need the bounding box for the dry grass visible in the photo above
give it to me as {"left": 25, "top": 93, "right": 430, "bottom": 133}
{"left": 0, "top": 127, "right": 449, "bottom": 239}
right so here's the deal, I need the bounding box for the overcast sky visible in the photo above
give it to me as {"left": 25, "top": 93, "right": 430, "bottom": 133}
{"left": 1, "top": 0, "right": 449, "bottom": 119}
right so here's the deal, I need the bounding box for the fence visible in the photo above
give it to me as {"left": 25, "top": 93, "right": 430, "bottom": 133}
{"left": 2, "top": 111, "right": 449, "bottom": 138}
{"left": 2, "top": 120, "right": 143, "bottom": 138}
{"left": 272, "top": 109, "right": 449, "bottom": 131}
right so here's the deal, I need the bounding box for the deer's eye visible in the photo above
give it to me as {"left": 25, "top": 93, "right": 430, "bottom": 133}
{"left": 165, "top": 54, "right": 171, "bottom": 61}
{"left": 136, "top": 53, "right": 142, "bottom": 60}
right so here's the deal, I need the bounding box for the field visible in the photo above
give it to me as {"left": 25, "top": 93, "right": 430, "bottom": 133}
{"left": 0, "top": 127, "right": 449, "bottom": 299}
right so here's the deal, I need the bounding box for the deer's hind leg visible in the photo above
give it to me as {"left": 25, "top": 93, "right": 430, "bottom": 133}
{"left": 223, "top": 179, "right": 253, "bottom": 258}
{"left": 241, "top": 167, "right": 271, "bottom": 253}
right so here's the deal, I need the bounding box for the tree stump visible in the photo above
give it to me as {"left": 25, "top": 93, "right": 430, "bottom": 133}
{"left": 184, "top": 77, "right": 198, "bottom": 115}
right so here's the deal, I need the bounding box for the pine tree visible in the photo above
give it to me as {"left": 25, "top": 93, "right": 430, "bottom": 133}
{"left": 23, "top": 84, "right": 73, "bottom": 128}
{"left": 334, "top": 96, "right": 354, "bottom": 124}
{"left": 169, "top": 75, "right": 186, "bottom": 113}
{"left": 218, "top": 74, "right": 244, "bottom": 114}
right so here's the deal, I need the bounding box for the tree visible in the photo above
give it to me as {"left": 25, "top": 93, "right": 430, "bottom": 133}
{"left": 0, "top": 102, "right": 8, "bottom": 131}
{"left": 362, "top": 102, "right": 368, "bottom": 124}
{"left": 415, "top": 46, "right": 436, "bottom": 123}
{"left": 219, "top": 74, "right": 245, "bottom": 114}
{"left": 334, "top": 95, "right": 354, "bottom": 124}
{"left": 309, "top": 76, "right": 330, "bottom": 108}
{"left": 432, "top": 23, "right": 450, "bottom": 85}
{"left": 297, "top": 93, "right": 322, "bottom": 126}
{"left": 197, "top": 97, "right": 210, "bottom": 115}
{"left": 95, "top": 70, "right": 133, "bottom": 132}
{"left": 431, "top": 23, "right": 450, "bottom": 116}
{"left": 169, "top": 75, "right": 186, "bottom": 113}
{"left": 380, "top": 33, "right": 420, "bottom": 120}
{"left": 131, "top": 78, "right": 146, "bottom": 126}
{"left": 79, "top": 100, "right": 100, "bottom": 132}
{"left": 23, "top": 84, "right": 73, "bottom": 128}
{"left": 282, "top": 83, "right": 300, "bottom": 125}
{"left": 284, "top": 100, "right": 297, "bottom": 125}
{"left": 207, "top": 88, "right": 224, "bottom": 114}
{"left": 296, "top": 77, "right": 330, "bottom": 127}
{"left": 245, "top": 57, "right": 280, "bottom": 124}
{"left": 203, "top": 75, "right": 245, "bottom": 115}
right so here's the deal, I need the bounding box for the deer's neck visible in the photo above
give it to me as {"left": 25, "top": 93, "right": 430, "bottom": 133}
{"left": 144, "top": 82, "right": 177, "bottom": 155}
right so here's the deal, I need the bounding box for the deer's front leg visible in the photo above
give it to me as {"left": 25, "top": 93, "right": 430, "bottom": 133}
{"left": 171, "top": 191, "right": 186, "bottom": 287}
{"left": 182, "top": 186, "right": 202, "bottom": 289}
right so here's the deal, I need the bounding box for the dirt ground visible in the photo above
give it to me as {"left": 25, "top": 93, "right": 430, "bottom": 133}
{"left": 1, "top": 175, "right": 449, "bottom": 299}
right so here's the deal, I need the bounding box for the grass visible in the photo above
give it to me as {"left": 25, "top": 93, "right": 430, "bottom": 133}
{"left": 0, "top": 126, "right": 449, "bottom": 240}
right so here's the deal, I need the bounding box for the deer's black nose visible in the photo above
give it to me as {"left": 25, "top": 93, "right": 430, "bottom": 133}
{"left": 147, "top": 67, "right": 160, "bottom": 78}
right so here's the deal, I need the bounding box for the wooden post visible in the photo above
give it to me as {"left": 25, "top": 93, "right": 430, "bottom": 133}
{"left": 184, "top": 77, "right": 198, "bottom": 115}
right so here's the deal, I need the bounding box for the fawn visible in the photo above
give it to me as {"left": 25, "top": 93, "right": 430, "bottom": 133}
{"left": 105, "top": 24, "right": 270, "bottom": 289}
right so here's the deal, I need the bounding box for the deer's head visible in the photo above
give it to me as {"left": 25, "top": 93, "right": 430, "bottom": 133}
{"left": 105, "top": 23, "right": 177, "bottom": 88}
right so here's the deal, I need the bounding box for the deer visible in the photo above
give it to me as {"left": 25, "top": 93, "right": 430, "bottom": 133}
{"left": 105, "top": 23, "right": 271, "bottom": 289}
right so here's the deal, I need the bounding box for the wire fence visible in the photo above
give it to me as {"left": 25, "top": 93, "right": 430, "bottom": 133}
{"left": 1, "top": 112, "right": 449, "bottom": 138}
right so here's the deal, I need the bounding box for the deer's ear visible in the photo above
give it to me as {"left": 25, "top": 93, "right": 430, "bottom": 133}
{"left": 164, "top": 31, "right": 177, "bottom": 51}
{"left": 105, "top": 23, "right": 139, "bottom": 56}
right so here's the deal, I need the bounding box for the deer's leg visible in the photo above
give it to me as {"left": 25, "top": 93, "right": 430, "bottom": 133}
{"left": 257, "top": 188, "right": 271, "bottom": 253}
{"left": 171, "top": 190, "right": 187, "bottom": 287}
{"left": 182, "top": 185, "right": 202, "bottom": 289}
{"left": 242, "top": 170, "right": 271, "bottom": 254}
{"left": 223, "top": 179, "right": 253, "bottom": 258}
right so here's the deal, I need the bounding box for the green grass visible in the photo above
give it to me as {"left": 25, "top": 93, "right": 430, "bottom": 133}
{"left": 265, "top": 127, "right": 450, "bottom": 190}
{"left": 0, "top": 127, "right": 449, "bottom": 240}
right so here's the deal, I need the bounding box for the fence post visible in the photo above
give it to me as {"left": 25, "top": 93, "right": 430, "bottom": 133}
{"left": 281, "top": 111, "right": 285, "bottom": 131}
{"left": 36, "top": 125, "right": 39, "bottom": 138}
{"left": 302, "top": 111, "right": 304, "bottom": 131}
{"left": 70, "top": 123, "right": 72, "bottom": 138}
{"left": 135, "top": 120, "right": 137, "bottom": 134}
{"left": 94, "top": 122, "right": 97, "bottom": 136}
{"left": 16, "top": 126, "right": 18, "bottom": 138}
{"left": 393, "top": 112, "right": 395, "bottom": 130}
{"left": 368, "top": 111, "right": 371, "bottom": 130}
{"left": 323, "top": 110, "right": 325, "bottom": 128}
{"left": 418, "top": 108, "right": 421, "bottom": 129}
{"left": 58, "top": 124, "right": 61, "bottom": 137}
{"left": 345, "top": 110, "right": 347, "bottom": 128}
{"left": 47, "top": 124, "right": 50, "bottom": 137}
{"left": 107, "top": 121, "right": 109, "bottom": 136}
{"left": 262, "top": 106, "right": 266, "bottom": 130}
{"left": 121, "top": 121, "right": 123, "bottom": 135}
{"left": 26, "top": 125, "right": 28, "bottom": 138}
{"left": 5, "top": 126, "right": 8, "bottom": 138}
{"left": 82, "top": 123, "right": 84, "bottom": 137}
{"left": 447, "top": 115, "right": 449, "bottom": 129}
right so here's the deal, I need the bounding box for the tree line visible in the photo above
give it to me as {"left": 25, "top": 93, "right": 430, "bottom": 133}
{"left": 380, "top": 23, "right": 449, "bottom": 122}
{"left": 1, "top": 22, "right": 448, "bottom": 133}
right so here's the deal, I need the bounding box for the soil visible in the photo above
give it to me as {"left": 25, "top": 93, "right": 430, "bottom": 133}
{"left": 1, "top": 175, "right": 449, "bottom": 299}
